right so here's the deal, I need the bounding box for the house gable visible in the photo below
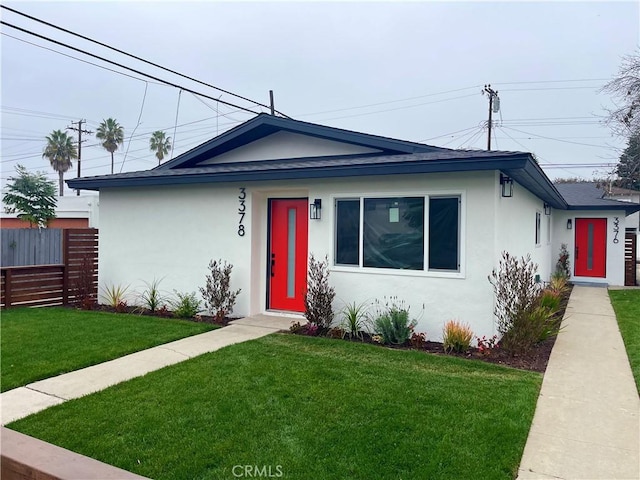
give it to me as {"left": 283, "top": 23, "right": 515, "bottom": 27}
{"left": 157, "top": 113, "right": 443, "bottom": 170}
{"left": 198, "top": 130, "right": 382, "bottom": 165}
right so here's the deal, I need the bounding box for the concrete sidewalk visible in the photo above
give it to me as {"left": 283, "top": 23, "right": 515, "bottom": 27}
{"left": 517, "top": 286, "right": 639, "bottom": 480}
{"left": 1, "top": 314, "right": 296, "bottom": 425}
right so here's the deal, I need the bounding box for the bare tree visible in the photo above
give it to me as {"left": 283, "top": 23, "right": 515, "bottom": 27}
{"left": 601, "top": 50, "right": 640, "bottom": 137}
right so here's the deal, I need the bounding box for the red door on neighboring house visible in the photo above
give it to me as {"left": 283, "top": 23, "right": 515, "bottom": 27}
{"left": 268, "top": 199, "right": 308, "bottom": 312}
{"left": 574, "top": 218, "right": 607, "bottom": 278}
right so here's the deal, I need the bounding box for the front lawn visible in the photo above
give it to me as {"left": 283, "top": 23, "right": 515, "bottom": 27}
{"left": 1, "top": 307, "right": 216, "bottom": 392}
{"left": 9, "top": 335, "right": 542, "bottom": 480}
{"left": 609, "top": 289, "right": 640, "bottom": 393}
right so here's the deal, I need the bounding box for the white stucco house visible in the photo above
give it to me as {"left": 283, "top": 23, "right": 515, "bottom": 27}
{"left": 67, "top": 114, "right": 640, "bottom": 339}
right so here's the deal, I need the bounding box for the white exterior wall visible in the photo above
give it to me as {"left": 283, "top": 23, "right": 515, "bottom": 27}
{"left": 98, "top": 172, "right": 501, "bottom": 340}
{"left": 494, "top": 174, "right": 553, "bottom": 282}
{"left": 98, "top": 186, "right": 253, "bottom": 314}
{"left": 552, "top": 210, "right": 626, "bottom": 286}
{"left": 199, "top": 131, "right": 381, "bottom": 165}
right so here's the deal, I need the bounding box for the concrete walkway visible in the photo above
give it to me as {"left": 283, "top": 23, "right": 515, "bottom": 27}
{"left": 0, "top": 314, "right": 296, "bottom": 425}
{"left": 517, "top": 286, "right": 640, "bottom": 480}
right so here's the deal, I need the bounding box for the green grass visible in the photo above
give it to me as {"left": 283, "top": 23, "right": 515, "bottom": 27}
{"left": 9, "top": 335, "right": 542, "bottom": 480}
{"left": 1, "top": 307, "right": 215, "bottom": 392}
{"left": 609, "top": 290, "right": 640, "bottom": 394}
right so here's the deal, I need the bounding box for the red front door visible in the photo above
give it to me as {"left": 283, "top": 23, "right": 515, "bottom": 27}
{"left": 575, "top": 218, "right": 607, "bottom": 278}
{"left": 268, "top": 199, "right": 308, "bottom": 312}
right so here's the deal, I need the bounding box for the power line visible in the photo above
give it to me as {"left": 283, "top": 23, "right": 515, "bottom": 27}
{"left": 0, "top": 20, "right": 263, "bottom": 117}
{"left": 1, "top": 5, "right": 289, "bottom": 118}
{"left": 1, "top": 32, "right": 167, "bottom": 87}
{"left": 501, "top": 126, "right": 615, "bottom": 149}
{"left": 316, "top": 93, "right": 479, "bottom": 122}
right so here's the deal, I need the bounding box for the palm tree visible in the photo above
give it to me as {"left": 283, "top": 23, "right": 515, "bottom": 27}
{"left": 43, "top": 130, "right": 77, "bottom": 196}
{"left": 96, "top": 118, "right": 124, "bottom": 174}
{"left": 149, "top": 130, "right": 172, "bottom": 165}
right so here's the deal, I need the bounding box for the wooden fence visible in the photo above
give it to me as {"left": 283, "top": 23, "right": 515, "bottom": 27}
{"left": 1, "top": 229, "right": 98, "bottom": 308}
{"left": 624, "top": 231, "right": 637, "bottom": 287}
{"left": 1, "top": 229, "right": 62, "bottom": 267}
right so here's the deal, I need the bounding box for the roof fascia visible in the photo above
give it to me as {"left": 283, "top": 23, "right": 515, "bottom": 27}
{"left": 68, "top": 155, "right": 531, "bottom": 191}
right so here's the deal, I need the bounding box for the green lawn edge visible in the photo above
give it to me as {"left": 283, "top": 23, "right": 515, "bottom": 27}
{"left": 1, "top": 307, "right": 216, "bottom": 392}
{"left": 609, "top": 290, "right": 640, "bottom": 394}
{"left": 9, "top": 334, "right": 542, "bottom": 480}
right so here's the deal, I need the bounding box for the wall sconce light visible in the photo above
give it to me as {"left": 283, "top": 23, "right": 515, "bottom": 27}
{"left": 500, "top": 174, "right": 513, "bottom": 198}
{"left": 310, "top": 198, "right": 322, "bottom": 220}
{"left": 544, "top": 203, "right": 551, "bottom": 215}
{"left": 566, "top": 219, "right": 572, "bottom": 230}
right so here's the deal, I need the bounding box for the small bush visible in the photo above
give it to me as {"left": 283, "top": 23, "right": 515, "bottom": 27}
{"left": 155, "top": 305, "right": 173, "bottom": 318}
{"left": 289, "top": 321, "right": 304, "bottom": 334}
{"left": 304, "top": 255, "right": 335, "bottom": 329}
{"left": 115, "top": 301, "right": 128, "bottom": 314}
{"left": 476, "top": 335, "right": 499, "bottom": 356}
{"left": 501, "top": 305, "right": 560, "bottom": 352}
{"left": 555, "top": 243, "right": 571, "bottom": 278}
{"left": 139, "top": 278, "right": 166, "bottom": 313}
{"left": 200, "top": 259, "right": 241, "bottom": 322}
{"left": 548, "top": 274, "right": 569, "bottom": 296}
{"left": 72, "top": 253, "right": 96, "bottom": 309}
{"left": 171, "top": 291, "right": 201, "bottom": 319}
{"left": 409, "top": 332, "right": 427, "bottom": 349}
{"left": 328, "top": 327, "right": 345, "bottom": 339}
{"left": 303, "top": 323, "right": 319, "bottom": 336}
{"left": 373, "top": 299, "right": 417, "bottom": 345}
{"left": 442, "top": 320, "right": 473, "bottom": 353}
{"left": 100, "top": 283, "right": 129, "bottom": 309}
{"left": 539, "top": 290, "right": 561, "bottom": 312}
{"left": 340, "top": 301, "right": 369, "bottom": 340}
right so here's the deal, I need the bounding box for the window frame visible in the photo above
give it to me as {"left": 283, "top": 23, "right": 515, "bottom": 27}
{"left": 535, "top": 210, "right": 542, "bottom": 246}
{"left": 331, "top": 191, "right": 465, "bottom": 278}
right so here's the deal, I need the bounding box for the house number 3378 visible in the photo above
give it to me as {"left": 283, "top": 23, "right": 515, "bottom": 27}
{"left": 238, "top": 188, "right": 247, "bottom": 237}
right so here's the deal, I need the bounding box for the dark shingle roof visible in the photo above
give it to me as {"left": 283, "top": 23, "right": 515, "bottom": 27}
{"left": 554, "top": 182, "right": 640, "bottom": 214}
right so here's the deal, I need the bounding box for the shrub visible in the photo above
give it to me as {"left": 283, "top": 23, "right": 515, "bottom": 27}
{"left": 200, "top": 259, "right": 241, "bottom": 322}
{"left": 340, "top": 301, "right": 369, "bottom": 340}
{"left": 555, "top": 243, "right": 571, "bottom": 278}
{"left": 539, "top": 290, "right": 561, "bottom": 312}
{"left": 328, "top": 327, "right": 345, "bottom": 339}
{"left": 488, "top": 251, "right": 556, "bottom": 354}
{"left": 373, "top": 299, "right": 417, "bottom": 345}
{"left": 171, "top": 291, "right": 201, "bottom": 319}
{"left": 488, "top": 252, "right": 543, "bottom": 338}
{"left": 155, "top": 305, "right": 173, "bottom": 318}
{"left": 409, "top": 332, "right": 427, "bottom": 349}
{"left": 72, "top": 253, "right": 96, "bottom": 309}
{"left": 303, "top": 323, "right": 319, "bottom": 336}
{"left": 304, "top": 255, "right": 335, "bottom": 329}
{"left": 548, "top": 274, "right": 569, "bottom": 296}
{"left": 476, "top": 335, "right": 499, "bottom": 356}
{"left": 289, "top": 321, "right": 304, "bottom": 334}
{"left": 139, "top": 278, "right": 166, "bottom": 313}
{"left": 100, "top": 283, "right": 129, "bottom": 309}
{"left": 442, "top": 320, "right": 473, "bottom": 353}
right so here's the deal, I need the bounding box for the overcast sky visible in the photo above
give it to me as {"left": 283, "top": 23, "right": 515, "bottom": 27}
{"left": 1, "top": 1, "right": 638, "bottom": 195}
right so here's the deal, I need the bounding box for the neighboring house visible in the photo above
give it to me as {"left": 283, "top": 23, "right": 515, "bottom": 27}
{"left": 68, "top": 114, "right": 640, "bottom": 339}
{"left": 0, "top": 194, "right": 99, "bottom": 229}
{"left": 601, "top": 183, "right": 640, "bottom": 232}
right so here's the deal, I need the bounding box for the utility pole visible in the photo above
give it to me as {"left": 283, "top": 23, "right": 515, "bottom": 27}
{"left": 67, "top": 120, "right": 93, "bottom": 196}
{"left": 483, "top": 84, "right": 499, "bottom": 150}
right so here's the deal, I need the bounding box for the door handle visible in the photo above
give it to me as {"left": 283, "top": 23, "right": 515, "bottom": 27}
{"left": 270, "top": 253, "right": 276, "bottom": 277}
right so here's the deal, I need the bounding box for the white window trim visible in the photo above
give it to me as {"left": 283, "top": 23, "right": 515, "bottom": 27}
{"left": 330, "top": 190, "right": 466, "bottom": 279}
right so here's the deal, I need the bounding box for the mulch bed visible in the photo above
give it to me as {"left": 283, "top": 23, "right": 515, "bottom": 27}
{"left": 295, "top": 285, "right": 573, "bottom": 374}
{"left": 87, "top": 285, "right": 572, "bottom": 373}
